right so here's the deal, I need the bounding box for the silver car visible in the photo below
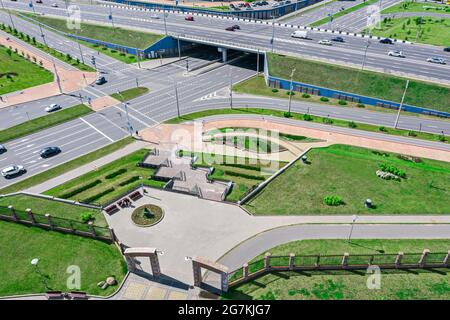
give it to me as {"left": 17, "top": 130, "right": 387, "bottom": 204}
{"left": 45, "top": 103, "right": 62, "bottom": 112}
{"left": 1, "top": 165, "right": 26, "bottom": 178}
{"left": 427, "top": 57, "right": 446, "bottom": 64}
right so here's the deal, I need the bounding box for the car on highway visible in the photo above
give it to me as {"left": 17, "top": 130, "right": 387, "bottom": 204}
{"left": 379, "top": 38, "right": 393, "bottom": 44}
{"left": 388, "top": 50, "right": 405, "bottom": 58}
{"left": 444, "top": 47, "right": 450, "bottom": 52}
{"left": 1, "top": 165, "right": 26, "bottom": 179}
{"left": 45, "top": 103, "right": 62, "bottom": 113}
{"left": 95, "top": 76, "right": 107, "bottom": 85}
{"left": 51, "top": 2, "right": 58, "bottom": 7}
{"left": 291, "top": 30, "right": 309, "bottom": 39}
{"left": 331, "top": 36, "right": 344, "bottom": 42}
{"left": 232, "top": 25, "right": 240, "bottom": 30}
{"left": 150, "top": 14, "right": 160, "bottom": 19}
{"left": 318, "top": 39, "right": 332, "bottom": 46}
{"left": 40, "top": 146, "right": 61, "bottom": 158}
{"left": 0, "top": 145, "right": 6, "bottom": 154}
{"left": 225, "top": 26, "right": 235, "bottom": 31}
{"left": 427, "top": 57, "right": 446, "bottom": 64}
{"left": 36, "top": 0, "right": 43, "bottom": 3}
{"left": 185, "top": 16, "right": 194, "bottom": 21}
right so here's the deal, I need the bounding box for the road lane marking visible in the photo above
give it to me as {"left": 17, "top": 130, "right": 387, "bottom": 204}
{"left": 79, "top": 118, "right": 114, "bottom": 142}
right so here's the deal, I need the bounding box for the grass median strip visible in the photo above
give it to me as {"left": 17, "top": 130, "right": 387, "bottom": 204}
{"left": 0, "top": 104, "right": 92, "bottom": 144}
{"left": 309, "top": 0, "right": 378, "bottom": 27}
{"left": 267, "top": 53, "right": 450, "bottom": 113}
{"left": 0, "top": 137, "right": 135, "bottom": 194}
{"left": 110, "top": 87, "right": 149, "bottom": 102}
{"left": 224, "top": 239, "right": 450, "bottom": 300}
{"left": 382, "top": 1, "right": 450, "bottom": 14}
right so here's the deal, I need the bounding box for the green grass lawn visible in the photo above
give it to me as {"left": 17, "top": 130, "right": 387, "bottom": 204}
{"left": 110, "top": 87, "right": 149, "bottom": 102}
{"left": 0, "top": 44, "right": 53, "bottom": 95}
{"left": 310, "top": 0, "right": 378, "bottom": 27}
{"left": 0, "top": 137, "right": 135, "bottom": 195}
{"left": 224, "top": 239, "right": 450, "bottom": 300}
{"left": 182, "top": 151, "right": 286, "bottom": 202}
{"left": 164, "top": 107, "right": 447, "bottom": 144}
{"left": 368, "top": 16, "right": 450, "bottom": 46}
{"left": 382, "top": 1, "right": 450, "bottom": 14}
{"left": 0, "top": 194, "right": 106, "bottom": 227}
{"left": 24, "top": 13, "right": 163, "bottom": 49}
{"left": 244, "top": 144, "right": 450, "bottom": 215}
{"left": 0, "top": 220, "right": 126, "bottom": 297}
{"left": 44, "top": 149, "right": 166, "bottom": 205}
{"left": 78, "top": 40, "right": 145, "bottom": 64}
{"left": 0, "top": 23, "right": 94, "bottom": 72}
{"left": 267, "top": 53, "right": 450, "bottom": 113}
{"left": 0, "top": 104, "right": 91, "bottom": 144}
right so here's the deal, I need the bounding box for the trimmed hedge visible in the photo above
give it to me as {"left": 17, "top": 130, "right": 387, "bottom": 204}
{"left": 221, "top": 163, "right": 262, "bottom": 172}
{"left": 118, "top": 176, "right": 140, "bottom": 187}
{"left": 224, "top": 170, "right": 265, "bottom": 181}
{"left": 379, "top": 163, "right": 406, "bottom": 178}
{"left": 81, "top": 187, "right": 115, "bottom": 204}
{"left": 105, "top": 168, "right": 127, "bottom": 180}
{"left": 59, "top": 179, "right": 102, "bottom": 199}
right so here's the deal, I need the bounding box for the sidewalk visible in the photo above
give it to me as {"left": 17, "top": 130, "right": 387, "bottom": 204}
{"left": 25, "top": 139, "right": 149, "bottom": 194}
{"left": 0, "top": 34, "right": 97, "bottom": 108}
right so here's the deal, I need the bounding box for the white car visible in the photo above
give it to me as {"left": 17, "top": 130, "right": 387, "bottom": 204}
{"left": 150, "top": 14, "right": 160, "bottom": 19}
{"left": 427, "top": 57, "right": 446, "bottom": 64}
{"left": 51, "top": 3, "right": 58, "bottom": 7}
{"left": 318, "top": 39, "right": 332, "bottom": 46}
{"left": 388, "top": 50, "right": 405, "bottom": 58}
{"left": 45, "top": 103, "right": 62, "bottom": 112}
{"left": 1, "top": 165, "right": 25, "bottom": 178}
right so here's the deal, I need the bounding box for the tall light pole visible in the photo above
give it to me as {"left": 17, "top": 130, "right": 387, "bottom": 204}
{"left": 177, "top": 35, "right": 181, "bottom": 59}
{"left": 123, "top": 102, "right": 133, "bottom": 136}
{"left": 270, "top": 15, "right": 275, "bottom": 52}
{"left": 168, "top": 75, "right": 180, "bottom": 118}
{"left": 77, "top": 42, "right": 85, "bottom": 64}
{"left": 288, "top": 68, "right": 296, "bottom": 115}
{"left": 256, "top": 49, "right": 260, "bottom": 75}
{"left": 1, "top": 0, "right": 16, "bottom": 30}
{"left": 361, "top": 39, "right": 371, "bottom": 71}
{"left": 229, "top": 65, "right": 233, "bottom": 109}
{"left": 52, "top": 58, "right": 63, "bottom": 93}
{"left": 394, "top": 80, "right": 409, "bottom": 129}
{"left": 163, "top": 10, "right": 168, "bottom": 35}
{"left": 108, "top": 6, "right": 115, "bottom": 28}
{"left": 348, "top": 215, "right": 359, "bottom": 242}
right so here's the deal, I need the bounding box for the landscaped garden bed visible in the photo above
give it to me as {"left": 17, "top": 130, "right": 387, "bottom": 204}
{"left": 131, "top": 204, "right": 164, "bottom": 227}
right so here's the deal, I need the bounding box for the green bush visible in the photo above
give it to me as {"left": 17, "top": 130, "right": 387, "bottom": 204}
{"left": 408, "top": 130, "right": 417, "bottom": 137}
{"left": 303, "top": 114, "right": 313, "bottom": 121}
{"left": 302, "top": 93, "right": 310, "bottom": 98}
{"left": 348, "top": 121, "right": 357, "bottom": 128}
{"left": 271, "top": 88, "right": 279, "bottom": 93}
{"left": 104, "top": 168, "right": 127, "bottom": 180}
{"left": 379, "top": 163, "right": 406, "bottom": 178}
{"left": 59, "top": 179, "right": 102, "bottom": 199}
{"left": 118, "top": 176, "right": 141, "bottom": 187}
{"left": 286, "top": 91, "right": 295, "bottom": 96}
{"left": 338, "top": 100, "right": 347, "bottom": 105}
{"left": 320, "top": 97, "right": 329, "bottom": 102}
{"left": 222, "top": 163, "right": 261, "bottom": 171}
{"left": 323, "top": 117, "right": 333, "bottom": 124}
{"left": 284, "top": 112, "right": 293, "bottom": 118}
{"left": 323, "top": 195, "right": 344, "bottom": 206}
{"left": 223, "top": 170, "right": 265, "bottom": 181}
{"left": 357, "top": 103, "right": 365, "bottom": 108}
{"left": 81, "top": 187, "right": 115, "bottom": 204}
{"left": 80, "top": 212, "right": 94, "bottom": 223}
{"left": 379, "top": 126, "right": 388, "bottom": 132}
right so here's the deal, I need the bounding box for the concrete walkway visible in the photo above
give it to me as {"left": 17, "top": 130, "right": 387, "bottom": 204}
{"left": 25, "top": 139, "right": 149, "bottom": 194}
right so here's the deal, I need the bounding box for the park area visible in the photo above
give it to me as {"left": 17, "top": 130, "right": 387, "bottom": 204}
{"left": 267, "top": 53, "right": 450, "bottom": 113}
{"left": 43, "top": 149, "right": 166, "bottom": 206}
{"left": 244, "top": 144, "right": 450, "bottom": 215}
{"left": 0, "top": 220, "right": 126, "bottom": 297}
{"left": 223, "top": 239, "right": 450, "bottom": 300}
{"left": 0, "top": 44, "right": 53, "bottom": 95}
{"left": 382, "top": 1, "right": 450, "bottom": 14}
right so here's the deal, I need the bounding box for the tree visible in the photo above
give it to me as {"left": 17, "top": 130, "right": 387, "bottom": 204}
{"left": 6, "top": 48, "right": 12, "bottom": 57}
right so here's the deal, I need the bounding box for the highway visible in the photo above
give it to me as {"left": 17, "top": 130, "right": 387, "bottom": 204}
{"left": 2, "top": 0, "right": 450, "bottom": 84}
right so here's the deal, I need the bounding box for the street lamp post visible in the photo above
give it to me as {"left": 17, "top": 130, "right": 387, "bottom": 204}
{"left": 256, "top": 49, "right": 260, "bottom": 75}
{"left": 348, "top": 215, "right": 359, "bottom": 242}
{"left": 229, "top": 65, "right": 233, "bottom": 109}
{"left": 288, "top": 68, "right": 296, "bottom": 115}
{"left": 1, "top": 0, "right": 16, "bottom": 30}
{"left": 168, "top": 75, "right": 180, "bottom": 118}
{"left": 177, "top": 35, "right": 181, "bottom": 59}
{"left": 361, "top": 39, "right": 371, "bottom": 71}
{"left": 394, "top": 80, "right": 409, "bottom": 129}
{"left": 270, "top": 15, "right": 275, "bottom": 52}
{"left": 163, "top": 10, "right": 168, "bottom": 35}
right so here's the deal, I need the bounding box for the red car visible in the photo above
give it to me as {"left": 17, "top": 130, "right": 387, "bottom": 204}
{"left": 185, "top": 16, "right": 194, "bottom": 21}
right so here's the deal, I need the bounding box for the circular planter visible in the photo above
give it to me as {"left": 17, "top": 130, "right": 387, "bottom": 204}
{"left": 131, "top": 204, "right": 164, "bottom": 227}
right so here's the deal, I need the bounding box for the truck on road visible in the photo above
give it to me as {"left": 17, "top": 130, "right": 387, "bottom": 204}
{"left": 291, "top": 30, "right": 309, "bottom": 39}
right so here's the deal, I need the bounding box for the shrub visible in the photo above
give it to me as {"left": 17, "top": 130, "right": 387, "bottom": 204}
{"left": 80, "top": 212, "right": 94, "bottom": 223}
{"left": 118, "top": 176, "right": 141, "bottom": 187}
{"left": 105, "top": 168, "right": 127, "bottom": 179}
{"left": 59, "top": 179, "right": 102, "bottom": 199}
{"left": 379, "top": 163, "right": 406, "bottom": 178}
{"left": 223, "top": 170, "right": 265, "bottom": 181}
{"left": 338, "top": 100, "right": 347, "bottom": 105}
{"left": 286, "top": 91, "right": 295, "bottom": 96}
{"left": 81, "top": 187, "right": 115, "bottom": 204}
{"left": 408, "top": 130, "right": 417, "bottom": 137}
{"left": 320, "top": 97, "right": 329, "bottom": 102}
{"left": 283, "top": 112, "right": 292, "bottom": 118}
{"left": 119, "top": 52, "right": 126, "bottom": 56}
{"left": 323, "top": 195, "right": 344, "bottom": 206}
{"left": 323, "top": 117, "right": 333, "bottom": 124}
{"left": 357, "top": 103, "right": 365, "bottom": 108}
{"left": 348, "top": 121, "right": 357, "bottom": 128}
{"left": 438, "top": 135, "right": 446, "bottom": 142}
{"left": 221, "top": 163, "right": 261, "bottom": 172}
{"left": 379, "top": 126, "right": 388, "bottom": 132}
{"left": 271, "top": 88, "right": 279, "bottom": 93}
{"left": 303, "top": 114, "right": 313, "bottom": 121}
{"left": 302, "top": 93, "right": 310, "bottom": 98}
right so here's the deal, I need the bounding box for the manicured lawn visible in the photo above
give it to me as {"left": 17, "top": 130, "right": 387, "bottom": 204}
{"left": 44, "top": 149, "right": 166, "bottom": 205}
{"left": 0, "top": 194, "right": 106, "bottom": 227}
{"left": 183, "top": 151, "right": 286, "bottom": 202}
{"left": 78, "top": 40, "right": 145, "bottom": 64}
{"left": 0, "top": 23, "right": 94, "bottom": 72}
{"left": 368, "top": 16, "right": 450, "bottom": 46}
{"left": 0, "top": 220, "right": 126, "bottom": 297}
{"left": 0, "top": 104, "right": 92, "bottom": 144}
{"left": 111, "top": 87, "right": 149, "bottom": 102}
{"left": 0, "top": 44, "right": 53, "bottom": 95}
{"left": 0, "top": 137, "right": 135, "bottom": 194}
{"left": 164, "top": 107, "right": 448, "bottom": 144}
{"left": 24, "top": 14, "right": 163, "bottom": 49}
{"left": 382, "top": 2, "right": 450, "bottom": 14}
{"left": 244, "top": 144, "right": 450, "bottom": 215}
{"left": 224, "top": 239, "right": 450, "bottom": 300}
{"left": 310, "top": 0, "right": 378, "bottom": 26}
{"left": 267, "top": 53, "right": 450, "bottom": 113}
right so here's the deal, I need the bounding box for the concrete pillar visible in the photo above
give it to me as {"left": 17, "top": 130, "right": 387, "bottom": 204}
{"left": 221, "top": 272, "right": 229, "bottom": 293}
{"left": 149, "top": 253, "right": 161, "bottom": 277}
{"left": 342, "top": 253, "right": 349, "bottom": 267}
{"left": 88, "top": 221, "right": 96, "bottom": 237}
{"left": 192, "top": 261, "right": 202, "bottom": 287}
{"left": 45, "top": 214, "right": 54, "bottom": 229}
{"left": 443, "top": 250, "right": 450, "bottom": 267}
{"left": 8, "top": 205, "right": 17, "bottom": 221}
{"left": 264, "top": 252, "right": 271, "bottom": 270}
{"left": 395, "top": 252, "right": 404, "bottom": 267}
{"left": 243, "top": 263, "right": 249, "bottom": 278}
{"left": 221, "top": 48, "right": 227, "bottom": 62}
{"left": 26, "top": 208, "right": 36, "bottom": 225}
{"left": 419, "top": 249, "right": 430, "bottom": 267}
{"left": 125, "top": 256, "right": 136, "bottom": 272}
{"left": 289, "top": 253, "right": 295, "bottom": 270}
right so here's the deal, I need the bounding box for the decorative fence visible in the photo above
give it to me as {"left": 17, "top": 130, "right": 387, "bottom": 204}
{"left": 0, "top": 205, "right": 115, "bottom": 242}
{"left": 228, "top": 250, "right": 450, "bottom": 286}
